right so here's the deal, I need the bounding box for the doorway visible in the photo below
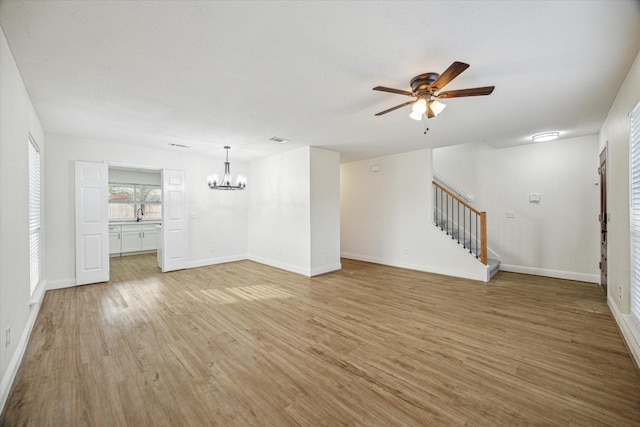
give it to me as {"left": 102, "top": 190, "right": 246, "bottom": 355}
{"left": 75, "top": 162, "right": 188, "bottom": 285}
{"left": 599, "top": 146, "right": 608, "bottom": 295}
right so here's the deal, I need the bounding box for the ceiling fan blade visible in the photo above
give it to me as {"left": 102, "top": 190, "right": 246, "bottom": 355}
{"left": 437, "top": 86, "right": 495, "bottom": 99}
{"left": 374, "top": 100, "right": 415, "bottom": 116}
{"left": 430, "top": 61, "right": 469, "bottom": 91}
{"left": 372, "top": 86, "right": 414, "bottom": 97}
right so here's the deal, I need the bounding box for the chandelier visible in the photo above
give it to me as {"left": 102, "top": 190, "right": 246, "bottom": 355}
{"left": 207, "top": 146, "right": 246, "bottom": 190}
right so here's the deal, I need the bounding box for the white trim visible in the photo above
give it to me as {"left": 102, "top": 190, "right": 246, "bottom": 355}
{"left": 47, "top": 278, "right": 76, "bottom": 290}
{"left": 107, "top": 161, "right": 162, "bottom": 172}
{"left": 340, "top": 252, "right": 488, "bottom": 282}
{"left": 247, "top": 254, "right": 311, "bottom": 277}
{"left": 608, "top": 296, "right": 640, "bottom": 370}
{"left": 499, "top": 264, "right": 598, "bottom": 283}
{"left": 187, "top": 255, "right": 247, "bottom": 269}
{"left": 310, "top": 262, "right": 342, "bottom": 277}
{"left": 0, "top": 301, "right": 41, "bottom": 414}
{"left": 29, "top": 278, "right": 47, "bottom": 306}
{"left": 433, "top": 172, "right": 474, "bottom": 202}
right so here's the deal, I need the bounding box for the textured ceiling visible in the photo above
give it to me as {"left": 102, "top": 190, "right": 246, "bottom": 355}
{"left": 1, "top": 1, "right": 639, "bottom": 163}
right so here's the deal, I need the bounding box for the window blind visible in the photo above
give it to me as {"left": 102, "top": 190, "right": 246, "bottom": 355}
{"left": 28, "top": 135, "right": 41, "bottom": 296}
{"left": 630, "top": 101, "right": 640, "bottom": 321}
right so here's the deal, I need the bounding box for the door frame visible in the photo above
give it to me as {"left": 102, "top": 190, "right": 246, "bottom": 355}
{"left": 75, "top": 160, "right": 188, "bottom": 285}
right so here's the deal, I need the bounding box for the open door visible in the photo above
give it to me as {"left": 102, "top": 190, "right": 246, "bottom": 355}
{"left": 162, "top": 169, "right": 188, "bottom": 272}
{"left": 75, "top": 161, "right": 109, "bottom": 285}
{"left": 599, "top": 147, "right": 608, "bottom": 295}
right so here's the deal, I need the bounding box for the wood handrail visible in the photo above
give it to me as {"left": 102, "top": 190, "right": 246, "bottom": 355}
{"left": 433, "top": 181, "right": 482, "bottom": 216}
{"left": 433, "top": 181, "right": 487, "bottom": 265}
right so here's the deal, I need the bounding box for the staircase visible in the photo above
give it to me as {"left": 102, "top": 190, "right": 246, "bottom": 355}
{"left": 433, "top": 179, "right": 500, "bottom": 281}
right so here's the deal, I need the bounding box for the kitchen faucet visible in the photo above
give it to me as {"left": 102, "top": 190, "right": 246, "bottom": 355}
{"left": 136, "top": 207, "right": 144, "bottom": 222}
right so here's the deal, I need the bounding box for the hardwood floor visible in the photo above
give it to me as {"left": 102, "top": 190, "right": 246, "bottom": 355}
{"left": 2, "top": 255, "right": 640, "bottom": 426}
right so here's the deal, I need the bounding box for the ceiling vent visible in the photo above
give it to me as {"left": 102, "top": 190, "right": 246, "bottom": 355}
{"left": 168, "top": 143, "right": 190, "bottom": 148}
{"left": 268, "top": 136, "right": 290, "bottom": 144}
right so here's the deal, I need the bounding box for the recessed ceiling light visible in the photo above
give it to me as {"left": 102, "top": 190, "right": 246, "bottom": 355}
{"left": 168, "top": 143, "right": 190, "bottom": 148}
{"left": 268, "top": 136, "right": 290, "bottom": 144}
{"left": 531, "top": 132, "right": 559, "bottom": 143}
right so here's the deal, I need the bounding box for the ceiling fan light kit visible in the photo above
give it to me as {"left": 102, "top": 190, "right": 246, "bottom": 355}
{"left": 373, "top": 61, "right": 494, "bottom": 121}
{"left": 207, "top": 146, "right": 246, "bottom": 190}
{"left": 531, "top": 132, "right": 560, "bottom": 143}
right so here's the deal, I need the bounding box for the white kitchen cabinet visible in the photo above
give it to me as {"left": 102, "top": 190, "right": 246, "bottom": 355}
{"left": 109, "top": 225, "right": 121, "bottom": 255}
{"left": 141, "top": 224, "right": 158, "bottom": 250}
{"left": 121, "top": 225, "right": 143, "bottom": 252}
{"left": 112, "top": 222, "right": 161, "bottom": 255}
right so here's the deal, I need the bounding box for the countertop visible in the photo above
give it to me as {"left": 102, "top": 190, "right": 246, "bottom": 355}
{"left": 109, "top": 220, "right": 162, "bottom": 226}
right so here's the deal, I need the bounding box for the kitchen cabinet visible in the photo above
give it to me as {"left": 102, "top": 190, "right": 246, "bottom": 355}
{"left": 109, "top": 225, "right": 121, "bottom": 255}
{"left": 141, "top": 225, "right": 158, "bottom": 250}
{"left": 110, "top": 222, "right": 161, "bottom": 255}
{"left": 122, "top": 226, "right": 143, "bottom": 252}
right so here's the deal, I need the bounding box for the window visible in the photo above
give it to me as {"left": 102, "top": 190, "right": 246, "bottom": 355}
{"left": 631, "top": 100, "right": 640, "bottom": 321}
{"left": 108, "top": 183, "right": 162, "bottom": 220}
{"left": 28, "top": 135, "right": 41, "bottom": 296}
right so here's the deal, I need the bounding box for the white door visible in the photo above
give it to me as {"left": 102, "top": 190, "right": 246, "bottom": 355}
{"left": 75, "top": 161, "right": 109, "bottom": 285}
{"left": 162, "top": 169, "right": 188, "bottom": 272}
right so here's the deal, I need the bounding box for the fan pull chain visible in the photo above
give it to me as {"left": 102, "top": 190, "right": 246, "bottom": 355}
{"left": 424, "top": 118, "right": 429, "bottom": 135}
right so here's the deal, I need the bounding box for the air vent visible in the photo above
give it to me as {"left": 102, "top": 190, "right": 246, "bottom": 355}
{"left": 268, "top": 136, "right": 290, "bottom": 144}
{"left": 168, "top": 143, "right": 190, "bottom": 148}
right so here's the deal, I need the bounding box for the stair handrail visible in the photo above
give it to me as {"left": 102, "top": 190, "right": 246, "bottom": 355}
{"left": 433, "top": 181, "right": 487, "bottom": 265}
{"left": 433, "top": 172, "right": 473, "bottom": 203}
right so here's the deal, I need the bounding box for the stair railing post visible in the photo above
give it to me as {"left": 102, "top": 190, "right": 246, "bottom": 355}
{"left": 480, "top": 212, "right": 487, "bottom": 265}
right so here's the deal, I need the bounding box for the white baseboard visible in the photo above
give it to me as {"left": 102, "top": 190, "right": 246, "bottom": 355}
{"left": 0, "top": 298, "right": 42, "bottom": 414}
{"left": 340, "top": 252, "right": 487, "bottom": 282}
{"left": 607, "top": 296, "right": 640, "bottom": 370}
{"left": 29, "top": 278, "right": 47, "bottom": 306}
{"left": 310, "top": 262, "right": 342, "bottom": 277}
{"left": 187, "top": 255, "right": 247, "bottom": 269}
{"left": 247, "top": 254, "right": 312, "bottom": 277}
{"left": 499, "top": 264, "right": 598, "bottom": 283}
{"left": 47, "top": 278, "right": 76, "bottom": 290}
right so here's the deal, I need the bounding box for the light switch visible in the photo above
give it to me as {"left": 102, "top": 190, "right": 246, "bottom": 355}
{"left": 191, "top": 212, "right": 196, "bottom": 219}
{"left": 506, "top": 211, "right": 515, "bottom": 218}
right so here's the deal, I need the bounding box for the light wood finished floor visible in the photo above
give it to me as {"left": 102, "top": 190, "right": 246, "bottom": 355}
{"left": 2, "top": 255, "right": 640, "bottom": 426}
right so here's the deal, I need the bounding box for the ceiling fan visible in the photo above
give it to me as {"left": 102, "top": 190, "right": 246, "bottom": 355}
{"left": 372, "top": 61, "right": 494, "bottom": 120}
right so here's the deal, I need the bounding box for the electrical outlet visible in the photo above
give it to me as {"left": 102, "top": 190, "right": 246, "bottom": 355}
{"left": 5, "top": 327, "right": 10, "bottom": 347}
{"left": 506, "top": 211, "right": 515, "bottom": 219}
{"left": 210, "top": 246, "right": 215, "bottom": 253}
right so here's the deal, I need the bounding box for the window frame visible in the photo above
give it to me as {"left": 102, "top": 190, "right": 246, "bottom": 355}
{"left": 28, "top": 134, "right": 41, "bottom": 296}
{"left": 630, "top": 100, "right": 640, "bottom": 322}
{"left": 108, "top": 182, "right": 162, "bottom": 221}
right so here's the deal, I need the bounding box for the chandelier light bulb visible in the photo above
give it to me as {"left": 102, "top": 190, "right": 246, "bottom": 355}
{"left": 207, "top": 146, "right": 246, "bottom": 190}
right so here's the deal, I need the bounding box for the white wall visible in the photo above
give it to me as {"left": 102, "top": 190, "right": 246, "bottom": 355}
{"left": 247, "top": 146, "right": 341, "bottom": 277}
{"left": 0, "top": 27, "right": 45, "bottom": 411}
{"left": 44, "top": 134, "right": 248, "bottom": 285}
{"left": 109, "top": 168, "right": 161, "bottom": 186}
{"left": 310, "top": 147, "right": 341, "bottom": 275}
{"left": 599, "top": 49, "right": 640, "bottom": 366}
{"left": 341, "top": 149, "right": 487, "bottom": 281}
{"left": 433, "top": 135, "right": 600, "bottom": 282}
{"left": 247, "top": 147, "right": 311, "bottom": 275}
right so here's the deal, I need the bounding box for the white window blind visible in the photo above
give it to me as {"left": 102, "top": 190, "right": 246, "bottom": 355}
{"left": 29, "top": 135, "right": 41, "bottom": 296}
{"left": 630, "top": 101, "right": 640, "bottom": 321}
